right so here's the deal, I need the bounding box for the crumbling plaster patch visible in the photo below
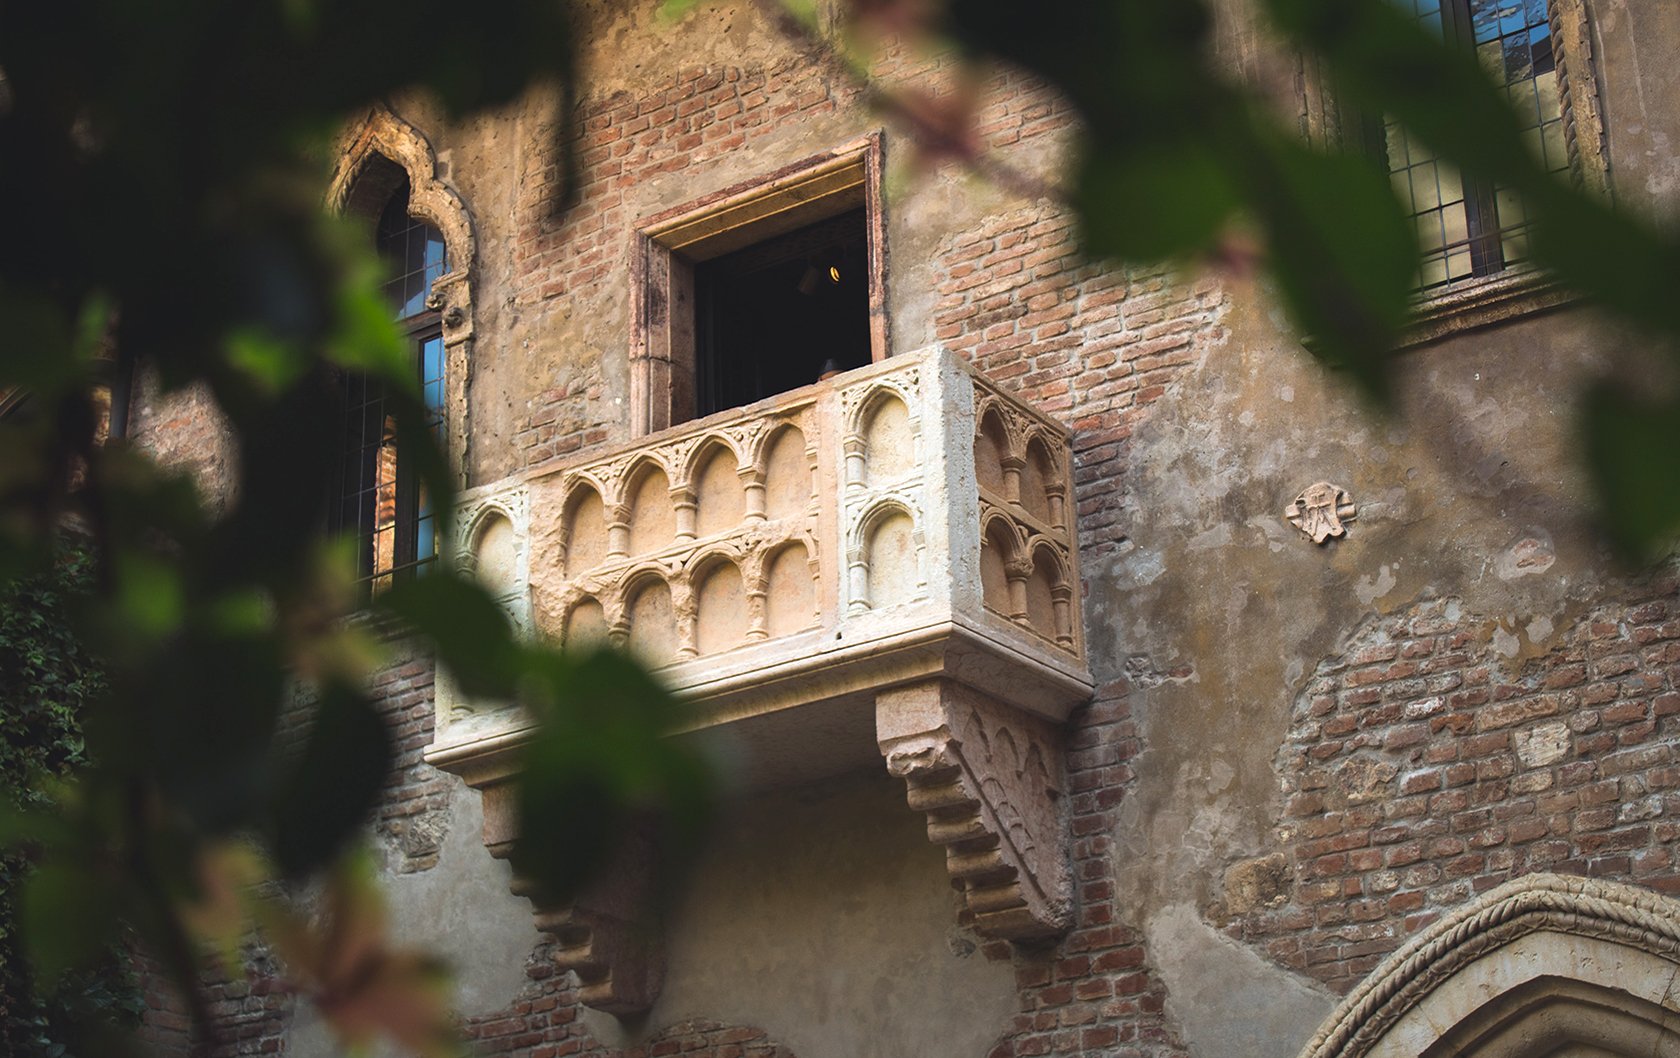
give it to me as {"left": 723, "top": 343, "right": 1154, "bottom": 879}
{"left": 285, "top": 785, "right": 538, "bottom": 1058}
{"left": 1147, "top": 902, "right": 1336, "bottom": 1058}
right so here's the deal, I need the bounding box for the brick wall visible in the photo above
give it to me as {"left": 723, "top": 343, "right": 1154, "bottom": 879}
{"left": 462, "top": 943, "right": 796, "bottom": 1057}
{"left": 929, "top": 204, "right": 1227, "bottom": 561}
{"left": 510, "top": 57, "right": 860, "bottom": 467}
{"left": 1225, "top": 569, "right": 1680, "bottom": 993}
{"left": 370, "top": 640, "right": 453, "bottom": 873}
{"left": 987, "top": 684, "right": 1187, "bottom": 1058}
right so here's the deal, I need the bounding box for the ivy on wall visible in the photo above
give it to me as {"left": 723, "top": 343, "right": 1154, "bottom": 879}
{"left": 0, "top": 543, "right": 140, "bottom": 1058}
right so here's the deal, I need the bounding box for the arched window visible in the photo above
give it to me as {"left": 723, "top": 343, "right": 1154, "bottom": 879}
{"left": 332, "top": 177, "right": 448, "bottom": 595}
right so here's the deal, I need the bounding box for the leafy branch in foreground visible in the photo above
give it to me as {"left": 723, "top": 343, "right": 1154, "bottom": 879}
{"left": 0, "top": 0, "right": 713, "bottom": 1052}
{"left": 3, "top": 0, "right": 1679, "bottom": 1053}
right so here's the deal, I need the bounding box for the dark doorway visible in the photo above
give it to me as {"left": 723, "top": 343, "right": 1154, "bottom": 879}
{"left": 694, "top": 209, "right": 872, "bottom": 417}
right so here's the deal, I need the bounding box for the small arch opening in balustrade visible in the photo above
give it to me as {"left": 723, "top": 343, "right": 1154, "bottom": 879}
{"left": 761, "top": 423, "right": 812, "bottom": 522}
{"left": 863, "top": 503, "right": 918, "bottom": 609}
{"left": 1026, "top": 542, "right": 1065, "bottom": 641}
{"left": 562, "top": 484, "right": 607, "bottom": 576}
{"left": 625, "top": 461, "right": 676, "bottom": 557}
{"left": 974, "top": 405, "right": 1011, "bottom": 498}
{"left": 563, "top": 595, "right": 608, "bottom": 649}
{"left": 1020, "top": 435, "right": 1057, "bottom": 524}
{"left": 861, "top": 391, "right": 913, "bottom": 486}
{"left": 625, "top": 574, "right": 678, "bottom": 665}
{"left": 691, "top": 440, "right": 745, "bottom": 539}
{"left": 763, "top": 540, "right": 818, "bottom": 638}
{"left": 692, "top": 556, "right": 748, "bottom": 656}
{"left": 980, "top": 516, "right": 1018, "bottom": 616}
{"left": 469, "top": 510, "right": 519, "bottom": 597}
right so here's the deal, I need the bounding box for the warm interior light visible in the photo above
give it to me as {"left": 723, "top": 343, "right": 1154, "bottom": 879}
{"left": 828, "top": 265, "right": 841, "bottom": 284}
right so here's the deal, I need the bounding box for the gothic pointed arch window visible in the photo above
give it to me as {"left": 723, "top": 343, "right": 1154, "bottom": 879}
{"left": 332, "top": 175, "right": 449, "bottom": 593}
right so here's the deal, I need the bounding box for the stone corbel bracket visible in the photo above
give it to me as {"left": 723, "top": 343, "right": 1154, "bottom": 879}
{"left": 476, "top": 774, "right": 666, "bottom": 1016}
{"left": 877, "top": 679, "right": 1072, "bottom": 941}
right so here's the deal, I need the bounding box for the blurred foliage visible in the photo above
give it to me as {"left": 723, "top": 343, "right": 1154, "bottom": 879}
{"left": 0, "top": 544, "right": 145, "bottom": 1058}
{"left": 0, "top": 0, "right": 710, "bottom": 1053}
{"left": 0, "top": 0, "right": 1677, "bottom": 1054}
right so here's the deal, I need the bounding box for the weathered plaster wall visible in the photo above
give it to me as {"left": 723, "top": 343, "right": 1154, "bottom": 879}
{"left": 1594, "top": 0, "right": 1680, "bottom": 217}
{"left": 582, "top": 772, "right": 1020, "bottom": 1058}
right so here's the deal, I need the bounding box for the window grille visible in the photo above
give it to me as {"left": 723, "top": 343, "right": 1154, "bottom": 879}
{"left": 332, "top": 179, "right": 447, "bottom": 595}
{"left": 1388, "top": 0, "right": 1569, "bottom": 290}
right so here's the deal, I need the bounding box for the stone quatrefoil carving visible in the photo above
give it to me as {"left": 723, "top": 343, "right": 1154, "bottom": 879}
{"left": 428, "top": 347, "right": 1092, "bottom": 1017}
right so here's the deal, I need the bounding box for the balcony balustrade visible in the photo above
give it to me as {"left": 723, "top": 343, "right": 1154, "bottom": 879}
{"left": 425, "top": 344, "right": 1093, "bottom": 1014}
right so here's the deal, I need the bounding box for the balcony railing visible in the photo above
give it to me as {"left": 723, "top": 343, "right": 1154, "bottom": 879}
{"left": 428, "top": 344, "right": 1091, "bottom": 769}
{"left": 426, "top": 346, "right": 1093, "bottom": 1007}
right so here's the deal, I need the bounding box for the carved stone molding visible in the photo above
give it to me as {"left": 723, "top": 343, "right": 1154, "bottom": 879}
{"left": 479, "top": 781, "right": 666, "bottom": 1016}
{"left": 876, "top": 679, "right": 1072, "bottom": 941}
{"left": 326, "top": 104, "right": 478, "bottom": 486}
{"left": 1296, "top": 873, "right": 1680, "bottom": 1058}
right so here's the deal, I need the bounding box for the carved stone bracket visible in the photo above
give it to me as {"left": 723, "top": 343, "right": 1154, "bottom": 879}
{"left": 478, "top": 781, "right": 666, "bottom": 1016}
{"left": 876, "top": 679, "right": 1072, "bottom": 941}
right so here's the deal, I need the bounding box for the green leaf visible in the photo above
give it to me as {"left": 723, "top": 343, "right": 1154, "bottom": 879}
{"left": 0, "top": 288, "right": 78, "bottom": 394}
{"left": 511, "top": 649, "right": 715, "bottom": 904}
{"left": 1076, "top": 140, "right": 1240, "bottom": 261}
{"left": 0, "top": 803, "right": 70, "bottom": 849}
{"left": 1243, "top": 131, "right": 1416, "bottom": 401}
{"left": 112, "top": 554, "right": 185, "bottom": 639}
{"left": 271, "top": 683, "right": 394, "bottom": 878}
{"left": 378, "top": 574, "right": 521, "bottom": 700}
{"left": 226, "top": 328, "right": 311, "bottom": 393}
{"left": 1583, "top": 385, "right": 1680, "bottom": 561}
{"left": 21, "top": 863, "right": 119, "bottom": 992}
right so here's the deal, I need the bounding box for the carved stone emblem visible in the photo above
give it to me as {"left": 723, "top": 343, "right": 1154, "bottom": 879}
{"left": 1286, "top": 482, "right": 1356, "bottom": 544}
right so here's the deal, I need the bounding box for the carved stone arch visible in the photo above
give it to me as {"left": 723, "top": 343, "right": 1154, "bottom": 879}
{"left": 850, "top": 495, "right": 918, "bottom": 555}
{"left": 678, "top": 431, "right": 745, "bottom": 486}
{"left": 1296, "top": 873, "right": 1680, "bottom": 1058}
{"left": 329, "top": 106, "right": 477, "bottom": 280}
{"left": 458, "top": 500, "right": 514, "bottom": 564}
{"left": 1026, "top": 536, "right": 1069, "bottom": 584}
{"left": 617, "top": 450, "right": 676, "bottom": 501}
{"left": 618, "top": 565, "right": 679, "bottom": 663}
{"left": 974, "top": 395, "right": 1025, "bottom": 455}
{"left": 847, "top": 379, "right": 916, "bottom": 438}
{"left": 980, "top": 507, "right": 1027, "bottom": 556}
{"left": 846, "top": 383, "right": 921, "bottom": 490}
{"left": 457, "top": 501, "right": 524, "bottom": 605}
{"left": 743, "top": 414, "right": 802, "bottom": 470}
{"left": 617, "top": 454, "right": 677, "bottom": 558}
{"left": 680, "top": 539, "right": 747, "bottom": 582}
{"left": 682, "top": 547, "right": 751, "bottom": 655}
{"left": 328, "top": 105, "right": 478, "bottom": 485}
{"left": 559, "top": 591, "right": 610, "bottom": 649}
{"left": 683, "top": 434, "right": 749, "bottom": 538}
{"left": 557, "top": 477, "right": 609, "bottom": 576}
{"left": 561, "top": 469, "right": 611, "bottom": 509}
{"left": 849, "top": 497, "right": 925, "bottom": 612}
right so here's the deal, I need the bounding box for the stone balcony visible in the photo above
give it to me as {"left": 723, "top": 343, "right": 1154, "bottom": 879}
{"left": 425, "top": 345, "right": 1093, "bottom": 1013}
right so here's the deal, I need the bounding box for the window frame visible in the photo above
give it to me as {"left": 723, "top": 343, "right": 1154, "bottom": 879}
{"left": 325, "top": 107, "right": 478, "bottom": 598}
{"left": 1298, "top": 0, "right": 1608, "bottom": 344}
{"left": 628, "top": 132, "right": 888, "bottom": 437}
